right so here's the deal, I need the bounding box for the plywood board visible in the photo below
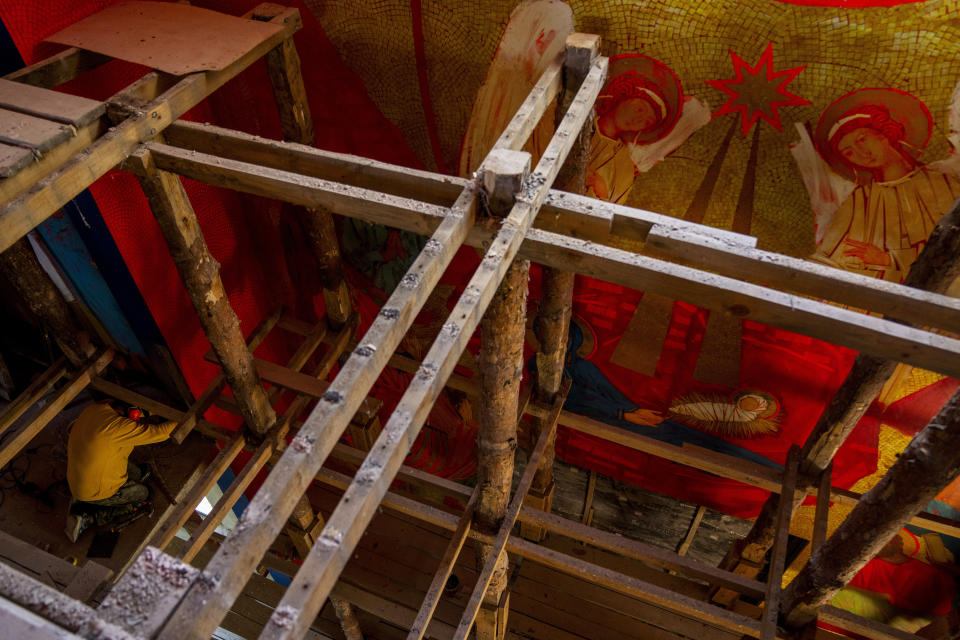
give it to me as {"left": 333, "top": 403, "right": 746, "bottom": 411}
{"left": 0, "top": 107, "right": 70, "bottom": 152}
{"left": 0, "top": 79, "right": 104, "bottom": 127}
{"left": 46, "top": 2, "right": 284, "bottom": 76}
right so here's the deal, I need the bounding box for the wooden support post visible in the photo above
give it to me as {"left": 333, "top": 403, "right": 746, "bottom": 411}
{"left": 714, "top": 196, "right": 960, "bottom": 607}
{"left": 255, "top": 4, "right": 351, "bottom": 328}
{"left": 473, "top": 148, "right": 531, "bottom": 639}
{"left": 782, "top": 389, "right": 960, "bottom": 628}
{"left": 131, "top": 149, "right": 275, "bottom": 436}
{"left": 456, "top": 383, "right": 568, "bottom": 640}
{"left": 761, "top": 446, "right": 799, "bottom": 640}
{"left": 346, "top": 398, "right": 383, "bottom": 452}
{"left": 0, "top": 238, "right": 95, "bottom": 364}
{"left": 523, "top": 38, "right": 599, "bottom": 546}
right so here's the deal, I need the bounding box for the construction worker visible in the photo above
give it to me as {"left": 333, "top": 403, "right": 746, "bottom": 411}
{"left": 64, "top": 400, "right": 176, "bottom": 542}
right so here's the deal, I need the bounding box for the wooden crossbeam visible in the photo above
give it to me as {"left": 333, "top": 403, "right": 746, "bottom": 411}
{"left": 0, "top": 349, "right": 112, "bottom": 469}
{"left": 255, "top": 56, "right": 607, "bottom": 640}
{"left": 455, "top": 387, "right": 567, "bottom": 639}
{"left": 156, "top": 122, "right": 960, "bottom": 336}
{"left": 147, "top": 141, "right": 960, "bottom": 378}
{"left": 811, "top": 464, "right": 832, "bottom": 554}
{"left": 0, "top": 5, "right": 302, "bottom": 253}
{"left": 154, "top": 40, "right": 571, "bottom": 640}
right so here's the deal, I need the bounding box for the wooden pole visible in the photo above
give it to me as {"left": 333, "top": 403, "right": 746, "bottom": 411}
{"left": 472, "top": 149, "right": 531, "bottom": 640}
{"left": 525, "top": 37, "right": 600, "bottom": 544}
{"left": 131, "top": 149, "right": 276, "bottom": 436}
{"left": 713, "top": 196, "right": 960, "bottom": 606}
{"left": 782, "top": 388, "right": 960, "bottom": 627}
{"left": 254, "top": 4, "right": 351, "bottom": 327}
{"left": 0, "top": 237, "right": 95, "bottom": 365}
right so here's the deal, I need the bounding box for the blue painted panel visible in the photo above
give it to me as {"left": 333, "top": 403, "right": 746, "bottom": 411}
{"left": 36, "top": 211, "right": 146, "bottom": 355}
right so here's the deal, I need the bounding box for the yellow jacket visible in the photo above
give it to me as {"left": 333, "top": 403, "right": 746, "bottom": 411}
{"left": 67, "top": 403, "right": 176, "bottom": 501}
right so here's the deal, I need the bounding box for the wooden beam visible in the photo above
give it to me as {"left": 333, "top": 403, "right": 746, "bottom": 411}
{"left": 148, "top": 143, "right": 960, "bottom": 379}
{"left": 98, "top": 547, "right": 199, "bottom": 637}
{"left": 146, "top": 434, "right": 247, "bottom": 553}
{"left": 455, "top": 386, "right": 567, "bottom": 640}
{"left": 817, "top": 606, "right": 921, "bottom": 640}
{"left": 761, "top": 446, "right": 799, "bottom": 640}
{"left": 157, "top": 122, "right": 960, "bottom": 337}
{"left": 0, "top": 357, "right": 67, "bottom": 441}
{"left": 472, "top": 147, "right": 532, "bottom": 640}
{"left": 0, "top": 349, "right": 111, "bottom": 469}
{"left": 0, "top": 562, "right": 137, "bottom": 640}
{"left": 256, "top": 9, "right": 351, "bottom": 327}
{"left": 0, "top": 5, "right": 301, "bottom": 253}
{"left": 676, "top": 506, "right": 706, "bottom": 558}
{"left": 782, "top": 389, "right": 960, "bottom": 627}
{"left": 4, "top": 48, "right": 109, "bottom": 89}
{"left": 132, "top": 149, "right": 276, "bottom": 436}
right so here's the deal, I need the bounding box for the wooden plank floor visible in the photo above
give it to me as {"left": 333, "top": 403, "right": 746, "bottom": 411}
{"left": 306, "top": 480, "right": 744, "bottom": 640}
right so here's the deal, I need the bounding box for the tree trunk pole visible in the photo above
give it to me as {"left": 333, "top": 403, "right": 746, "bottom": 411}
{"left": 713, "top": 193, "right": 960, "bottom": 606}
{"left": 256, "top": 8, "right": 352, "bottom": 328}
{"left": 132, "top": 150, "right": 276, "bottom": 436}
{"left": 473, "top": 149, "right": 531, "bottom": 640}
{"left": 0, "top": 237, "right": 96, "bottom": 365}
{"left": 523, "top": 33, "right": 601, "bottom": 543}
{"left": 782, "top": 389, "right": 960, "bottom": 627}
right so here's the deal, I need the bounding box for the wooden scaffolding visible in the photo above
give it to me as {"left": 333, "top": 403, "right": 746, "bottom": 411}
{"left": 1, "top": 4, "right": 960, "bottom": 640}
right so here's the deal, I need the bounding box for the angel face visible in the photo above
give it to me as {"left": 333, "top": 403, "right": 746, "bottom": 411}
{"left": 611, "top": 97, "right": 659, "bottom": 139}
{"left": 836, "top": 126, "right": 902, "bottom": 171}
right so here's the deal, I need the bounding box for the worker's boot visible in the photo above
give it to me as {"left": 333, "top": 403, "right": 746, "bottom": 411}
{"left": 64, "top": 511, "right": 93, "bottom": 543}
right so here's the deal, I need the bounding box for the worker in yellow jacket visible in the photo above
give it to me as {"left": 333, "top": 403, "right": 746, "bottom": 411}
{"left": 65, "top": 401, "right": 176, "bottom": 542}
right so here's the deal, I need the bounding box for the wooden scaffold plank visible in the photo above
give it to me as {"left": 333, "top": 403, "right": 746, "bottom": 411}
{"left": 154, "top": 39, "right": 571, "bottom": 640}
{"left": 0, "top": 4, "right": 302, "bottom": 251}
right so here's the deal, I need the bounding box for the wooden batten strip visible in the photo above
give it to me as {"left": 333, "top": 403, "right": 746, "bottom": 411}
{"left": 0, "top": 79, "right": 105, "bottom": 127}
{"left": 490, "top": 57, "right": 562, "bottom": 152}
{"left": 454, "top": 387, "right": 567, "bottom": 639}
{"left": 0, "top": 349, "right": 112, "bottom": 469}
{"left": 0, "top": 6, "right": 302, "bottom": 253}
{"left": 180, "top": 316, "right": 350, "bottom": 563}
{"left": 406, "top": 487, "right": 481, "bottom": 640}
{"left": 0, "top": 357, "right": 67, "bottom": 440}
{"left": 256, "top": 57, "right": 607, "bottom": 640}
